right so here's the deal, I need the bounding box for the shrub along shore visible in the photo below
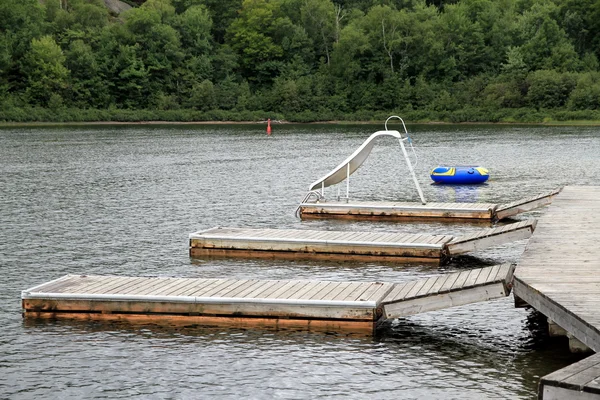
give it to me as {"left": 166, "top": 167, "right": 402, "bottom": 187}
{"left": 1, "top": 107, "right": 600, "bottom": 125}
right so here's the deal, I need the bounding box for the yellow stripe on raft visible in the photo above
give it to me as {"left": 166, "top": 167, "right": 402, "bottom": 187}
{"left": 431, "top": 167, "right": 456, "bottom": 176}
{"left": 474, "top": 167, "right": 489, "bottom": 176}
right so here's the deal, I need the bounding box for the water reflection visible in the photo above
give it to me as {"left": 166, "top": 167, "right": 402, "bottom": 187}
{"left": 432, "top": 184, "right": 487, "bottom": 203}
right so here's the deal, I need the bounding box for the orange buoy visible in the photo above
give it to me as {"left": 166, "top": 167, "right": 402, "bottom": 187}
{"left": 267, "top": 118, "right": 272, "bottom": 135}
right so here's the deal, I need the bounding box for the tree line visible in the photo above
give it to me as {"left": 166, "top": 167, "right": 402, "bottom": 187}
{"left": 1, "top": 0, "right": 600, "bottom": 123}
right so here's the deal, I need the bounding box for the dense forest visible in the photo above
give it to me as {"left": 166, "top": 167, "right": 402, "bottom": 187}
{"left": 1, "top": 0, "right": 600, "bottom": 122}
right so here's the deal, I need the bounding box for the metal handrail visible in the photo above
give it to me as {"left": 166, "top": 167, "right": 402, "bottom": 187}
{"left": 295, "top": 190, "right": 324, "bottom": 218}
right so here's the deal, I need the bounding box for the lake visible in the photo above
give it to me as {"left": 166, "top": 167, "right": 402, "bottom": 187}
{"left": 1, "top": 122, "right": 599, "bottom": 399}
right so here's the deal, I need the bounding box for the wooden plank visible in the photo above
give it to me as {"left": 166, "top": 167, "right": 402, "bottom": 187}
{"left": 200, "top": 280, "right": 245, "bottom": 298}
{"left": 21, "top": 312, "right": 377, "bottom": 334}
{"left": 190, "top": 247, "right": 443, "bottom": 264}
{"left": 391, "top": 280, "right": 419, "bottom": 302}
{"left": 463, "top": 268, "right": 483, "bottom": 288}
{"left": 450, "top": 270, "right": 471, "bottom": 290}
{"left": 352, "top": 282, "right": 391, "bottom": 302}
{"left": 439, "top": 272, "right": 460, "bottom": 293}
{"left": 263, "top": 281, "right": 306, "bottom": 299}
{"left": 108, "top": 277, "right": 157, "bottom": 295}
{"left": 252, "top": 280, "right": 291, "bottom": 298}
{"left": 474, "top": 266, "right": 494, "bottom": 286}
{"left": 309, "top": 282, "right": 342, "bottom": 300}
{"left": 446, "top": 220, "right": 536, "bottom": 256}
{"left": 427, "top": 274, "right": 451, "bottom": 296}
{"left": 541, "top": 354, "right": 600, "bottom": 397}
{"left": 284, "top": 281, "right": 323, "bottom": 300}
{"left": 223, "top": 280, "right": 263, "bottom": 298}
{"left": 63, "top": 276, "right": 119, "bottom": 294}
{"left": 244, "top": 280, "right": 282, "bottom": 299}
{"left": 117, "top": 278, "right": 167, "bottom": 295}
{"left": 179, "top": 279, "right": 222, "bottom": 296}
{"left": 188, "top": 279, "right": 232, "bottom": 297}
{"left": 233, "top": 280, "right": 276, "bottom": 298}
{"left": 148, "top": 278, "right": 193, "bottom": 296}
{"left": 404, "top": 278, "right": 430, "bottom": 300}
{"left": 495, "top": 188, "right": 560, "bottom": 219}
{"left": 320, "top": 282, "right": 354, "bottom": 301}
{"left": 383, "top": 282, "right": 509, "bottom": 319}
{"left": 377, "top": 282, "right": 407, "bottom": 303}
{"left": 415, "top": 276, "right": 440, "bottom": 297}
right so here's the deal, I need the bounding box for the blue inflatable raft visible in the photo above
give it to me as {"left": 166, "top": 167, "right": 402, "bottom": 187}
{"left": 430, "top": 166, "right": 489, "bottom": 184}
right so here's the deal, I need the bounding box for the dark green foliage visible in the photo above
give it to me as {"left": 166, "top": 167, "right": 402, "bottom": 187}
{"left": 0, "top": 0, "right": 599, "bottom": 122}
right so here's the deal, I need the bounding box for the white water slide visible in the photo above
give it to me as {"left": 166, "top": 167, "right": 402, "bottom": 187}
{"left": 306, "top": 116, "right": 427, "bottom": 204}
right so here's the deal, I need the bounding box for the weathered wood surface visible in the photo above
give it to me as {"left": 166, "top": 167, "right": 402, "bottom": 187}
{"left": 23, "top": 265, "right": 516, "bottom": 333}
{"left": 190, "top": 221, "right": 535, "bottom": 263}
{"left": 298, "top": 189, "right": 559, "bottom": 221}
{"left": 495, "top": 188, "right": 561, "bottom": 220}
{"left": 540, "top": 353, "right": 600, "bottom": 399}
{"left": 513, "top": 186, "right": 600, "bottom": 354}
{"left": 22, "top": 275, "right": 395, "bottom": 334}
{"left": 380, "top": 264, "right": 514, "bottom": 320}
{"left": 509, "top": 187, "right": 600, "bottom": 399}
{"left": 446, "top": 219, "right": 536, "bottom": 255}
{"left": 190, "top": 227, "right": 452, "bottom": 262}
{"left": 299, "top": 201, "right": 497, "bottom": 220}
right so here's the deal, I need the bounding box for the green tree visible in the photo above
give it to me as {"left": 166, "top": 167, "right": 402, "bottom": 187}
{"left": 568, "top": 73, "right": 600, "bottom": 110}
{"left": 0, "top": 0, "right": 44, "bottom": 92}
{"left": 516, "top": 1, "right": 580, "bottom": 72}
{"left": 301, "top": 0, "right": 335, "bottom": 65}
{"left": 22, "top": 35, "right": 69, "bottom": 106}
{"left": 176, "top": 5, "right": 213, "bottom": 56}
{"left": 525, "top": 69, "right": 577, "bottom": 109}
{"left": 65, "top": 39, "right": 108, "bottom": 107}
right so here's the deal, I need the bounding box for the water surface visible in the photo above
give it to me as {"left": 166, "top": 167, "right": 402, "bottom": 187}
{"left": 1, "top": 123, "right": 598, "bottom": 399}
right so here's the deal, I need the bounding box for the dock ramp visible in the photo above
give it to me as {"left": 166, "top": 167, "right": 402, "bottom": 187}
{"left": 446, "top": 219, "right": 537, "bottom": 256}
{"left": 493, "top": 188, "right": 560, "bottom": 220}
{"left": 380, "top": 264, "right": 515, "bottom": 321}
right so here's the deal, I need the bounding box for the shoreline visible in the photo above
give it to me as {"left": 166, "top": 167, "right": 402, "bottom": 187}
{"left": 2, "top": 119, "right": 600, "bottom": 127}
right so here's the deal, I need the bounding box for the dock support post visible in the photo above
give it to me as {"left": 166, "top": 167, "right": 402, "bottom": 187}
{"left": 514, "top": 295, "right": 529, "bottom": 308}
{"left": 567, "top": 333, "right": 593, "bottom": 354}
{"left": 548, "top": 319, "right": 567, "bottom": 337}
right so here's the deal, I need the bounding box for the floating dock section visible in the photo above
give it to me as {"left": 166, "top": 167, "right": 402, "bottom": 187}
{"left": 189, "top": 220, "right": 536, "bottom": 264}
{"left": 22, "top": 265, "right": 515, "bottom": 334}
{"left": 298, "top": 188, "right": 560, "bottom": 221}
{"left": 511, "top": 186, "right": 600, "bottom": 399}
{"left": 540, "top": 354, "right": 600, "bottom": 400}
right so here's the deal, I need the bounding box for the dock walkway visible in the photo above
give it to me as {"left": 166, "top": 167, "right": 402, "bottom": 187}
{"left": 512, "top": 186, "right": 600, "bottom": 399}
{"left": 189, "top": 220, "right": 535, "bottom": 264}
{"left": 22, "top": 265, "right": 514, "bottom": 334}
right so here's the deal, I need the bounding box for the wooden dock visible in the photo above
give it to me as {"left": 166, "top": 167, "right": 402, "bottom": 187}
{"left": 189, "top": 220, "right": 536, "bottom": 264}
{"left": 510, "top": 186, "right": 600, "bottom": 399}
{"left": 540, "top": 353, "right": 600, "bottom": 400}
{"left": 22, "top": 265, "right": 515, "bottom": 334}
{"left": 298, "top": 188, "right": 560, "bottom": 221}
